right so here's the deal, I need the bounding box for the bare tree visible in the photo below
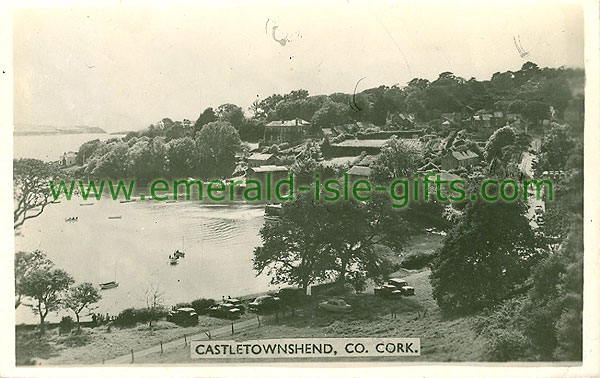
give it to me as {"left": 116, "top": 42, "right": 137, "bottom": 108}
{"left": 13, "top": 158, "right": 61, "bottom": 231}
{"left": 144, "top": 284, "right": 165, "bottom": 328}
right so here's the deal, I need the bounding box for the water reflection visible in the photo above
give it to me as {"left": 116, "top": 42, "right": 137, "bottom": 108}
{"left": 15, "top": 199, "right": 271, "bottom": 324}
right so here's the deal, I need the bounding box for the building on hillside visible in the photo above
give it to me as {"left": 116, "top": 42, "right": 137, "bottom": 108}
{"left": 59, "top": 151, "right": 77, "bottom": 167}
{"left": 346, "top": 165, "right": 371, "bottom": 181}
{"left": 441, "top": 150, "right": 480, "bottom": 170}
{"left": 248, "top": 153, "right": 276, "bottom": 167}
{"left": 329, "top": 139, "right": 387, "bottom": 156}
{"left": 441, "top": 112, "right": 462, "bottom": 126}
{"left": 264, "top": 119, "right": 310, "bottom": 143}
{"left": 345, "top": 154, "right": 379, "bottom": 181}
{"left": 417, "top": 161, "right": 440, "bottom": 173}
{"left": 246, "top": 165, "right": 289, "bottom": 185}
{"left": 386, "top": 112, "right": 416, "bottom": 128}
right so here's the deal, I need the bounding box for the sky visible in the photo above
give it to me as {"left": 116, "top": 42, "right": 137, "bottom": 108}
{"left": 13, "top": 1, "right": 584, "bottom": 132}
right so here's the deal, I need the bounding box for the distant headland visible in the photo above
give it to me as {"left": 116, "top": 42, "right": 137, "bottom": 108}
{"left": 14, "top": 124, "right": 107, "bottom": 136}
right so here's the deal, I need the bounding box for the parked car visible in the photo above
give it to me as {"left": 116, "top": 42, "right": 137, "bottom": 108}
{"left": 223, "top": 298, "right": 245, "bottom": 314}
{"left": 317, "top": 298, "right": 352, "bottom": 313}
{"left": 374, "top": 278, "right": 415, "bottom": 297}
{"left": 166, "top": 307, "right": 198, "bottom": 326}
{"left": 535, "top": 205, "right": 544, "bottom": 215}
{"left": 207, "top": 303, "right": 241, "bottom": 319}
{"left": 275, "top": 286, "right": 304, "bottom": 305}
{"left": 248, "top": 295, "right": 280, "bottom": 312}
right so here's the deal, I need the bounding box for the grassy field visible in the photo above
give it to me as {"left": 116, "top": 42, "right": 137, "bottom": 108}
{"left": 16, "top": 312, "right": 258, "bottom": 365}
{"left": 133, "top": 269, "right": 488, "bottom": 364}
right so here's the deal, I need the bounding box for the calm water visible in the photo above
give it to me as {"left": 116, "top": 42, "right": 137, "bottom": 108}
{"left": 15, "top": 199, "right": 272, "bottom": 324}
{"left": 13, "top": 133, "right": 115, "bottom": 161}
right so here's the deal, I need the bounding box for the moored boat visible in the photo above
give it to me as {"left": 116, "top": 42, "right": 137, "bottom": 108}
{"left": 100, "top": 281, "right": 119, "bottom": 290}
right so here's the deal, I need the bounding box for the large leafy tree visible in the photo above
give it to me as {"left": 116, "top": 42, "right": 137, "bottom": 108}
{"left": 216, "top": 103, "right": 245, "bottom": 129}
{"left": 534, "top": 124, "right": 575, "bottom": 173}
{"left": 21, "top": 266, "right": 74, "bottom": 333}
{"left": 194, "top": 107, "right": 217, "bottom": 132}
{"left": 195, "top": 121, "right": 241, "bottom": 179}
{"left": 484, "top": 126, "right": 515, "bottom": 161}
{"left": 370, "top": 136, "right": 423, "bottom": 183}
{"left": 14, "top": 250, "right": 53, "bottom": 309}
{"left": 253, "top": 192, "right": 403, "bottom": 293}
{"left": 166, "top": 137, "right": 197, "bottom": 179}
{"left": 13, "top": 159, "right": 61, "bottom": 231}
{"left": 64, "top": 282, "right": 102, "bottom": 332}
{"left": 430, "top": 199, "right": 542, "bottom": 314}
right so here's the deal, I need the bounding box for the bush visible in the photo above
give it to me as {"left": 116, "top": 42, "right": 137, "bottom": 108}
{"left": 400, "top": 251, "right": 435, "bottom": 270}
{"left": 191, "top": 298, "right": 216, "bottom": 315}
{"left": 114, "top": 308, "right": 138, "bottom": 327}
{"left": 58, "top": 316, "right": 74, "bottom": 334}
{"left": 487, "top": 328, "right": 532, "bottom": 361}
{"left": 114, "top": 307, "right": 168, "bottom": 327}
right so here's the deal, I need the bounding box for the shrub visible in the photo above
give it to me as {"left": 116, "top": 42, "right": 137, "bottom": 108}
{"left": 191, "top": 298, "right": 216, "bottom": 315}
{"left": 400, "top": 251, "right": 435, "bottom": 270}
{"left": 58, "top": 316, "right": 74, "bottom": 335}
{"left": 114, "top": 308, "right": 138, "bottom": 327}
{"left": 487, "top": 328, "right": 532, "bottom": 361}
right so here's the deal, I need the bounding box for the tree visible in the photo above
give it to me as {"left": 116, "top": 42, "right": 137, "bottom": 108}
{"left": 194, "top": 107, "right": 217, "bottom": 132}
{"left": 65, "top": 282, "right": 101, "bottom": 332}
{"left": 429, "top": 199, "right": 542, "bottom": 314}
{"left": 216, "top": 103, "right": 245, "bottom": 129}
{"left": 370, "top": 136, "right": 423, "bottom": 183}
{"left": 13, "top": 159, "right": 62, "bottom": 231}
{"left": 484, "top": 126, "right": 515, "bottom": 161}
{"left": 254, "top": 196, "right": 332, "bottom": 294}
{"left": 535, "top": 124, "right": 575, "bottom": 173}
{"left": 14, "top": 250, "right": 53, "bottom": 309}
{"left": 21, "top": 267, "right": 74, "bottom": 333}
{"left": 126, "top": 137, "right": 167, "bottom": 184}
{"left": 522, "top": 101, "right": 550, "bottom": 123}
{"left": 143, "top": 284, "right": 165, "bottom": 328}
{"left": 76, "top": 139, "right": 103, "bottom": 165}
{"left": 195, "top": 121, "right": 241, "bottom": 179}
{"left": 311, "top": 101, "right": 351, "bottom": 130}
{"left": 253, "top": 192, "right": 402, "bottom": 293}
{"left": 540, "top": 77, "right": 572, "bottom": 118}
{"left": 166, "top": 137, "right": 197, "bottom": 178}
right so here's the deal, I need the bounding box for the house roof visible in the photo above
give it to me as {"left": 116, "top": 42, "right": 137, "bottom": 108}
{"left": 248, "top": 153, "right": 274, "bottom": 161}
{"left": 265, "top": 119, "right": 310, "bottom": 127}
{"left": 249, "top": 165, "right": 289, "bottom": 173}
{"left": 356, "top": 154, "right": 378, "bottom": 167}
{"left": 331, "top": 139, "right": 387, "bottom": 148}
{"left": 450, "top": 150, "right": 479, "bottom": 161}
{"left": 418, "top": 161, "right": 440, "bottom": 172}
{"left": 347, "top": 165, "right": 371, "bottom": 177}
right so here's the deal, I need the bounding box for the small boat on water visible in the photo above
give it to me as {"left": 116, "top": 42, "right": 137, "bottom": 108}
{"left": 165, "top": 200, "right": 177, "bottom": 203}
{"left": 80, "top": 203, "right": 94, "bottom": 206}
{"left": 120, "top": 199, "right": 135, "bottom": 203}
{"left": 108, "top": 216, "right": 122, "bottom": 219}
{"left": 100, "top": 281, "right": 119, "bottom": 290}
{"left": 100, "top": 262, "right": 119, "bottom": 289}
